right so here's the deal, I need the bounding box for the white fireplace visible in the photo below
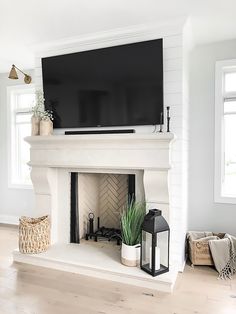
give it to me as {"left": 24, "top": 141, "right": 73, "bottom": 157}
{"left": 28, "top": 133, "right": 172, "bottom": 243}
{"left": 13, "top": 132, "right": 178, "bottom": 292}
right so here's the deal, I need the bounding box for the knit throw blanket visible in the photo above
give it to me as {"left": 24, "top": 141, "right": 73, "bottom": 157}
{"left": 209, "top": 234, "right": 236, "bottom": 279}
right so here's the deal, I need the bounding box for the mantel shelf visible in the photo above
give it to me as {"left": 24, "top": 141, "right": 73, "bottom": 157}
{"left": 25, "top": 132, "right": 174, "bottom": 145}
{"left": 25, "top": 132, "right": 174, "bottom": 170}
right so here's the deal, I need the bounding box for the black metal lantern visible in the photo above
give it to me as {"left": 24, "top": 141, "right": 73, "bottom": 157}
{"left": 141, "top": 209, "right": 170, "bottom": 277}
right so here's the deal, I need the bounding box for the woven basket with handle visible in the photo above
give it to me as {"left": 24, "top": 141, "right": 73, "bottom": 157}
{"left": 187, "top": 231, "right": 225, "bottom": 266}
{"left": 189, "top": 238, "right": 214, "bottom": 266}
{"left": 19, "top": 215, "right": 50, "bottom": 254}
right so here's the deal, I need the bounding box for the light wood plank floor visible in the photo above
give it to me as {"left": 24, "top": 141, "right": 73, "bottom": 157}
{"left": 0, "top": 225, "right": 236, "bottom": 314}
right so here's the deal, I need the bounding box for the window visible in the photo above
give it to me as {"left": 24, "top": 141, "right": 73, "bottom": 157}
{"left": 8, "top": 85, "right": 35, "bottom": 188}
{"left": 215, "top": 60, "right": 236, "bottom": 203}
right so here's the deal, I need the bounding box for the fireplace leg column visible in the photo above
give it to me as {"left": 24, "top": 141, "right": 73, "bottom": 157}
{"left": 30, "top": 166, "right": 58, "bottom": 243}
{"left": 143, "top": 169, "right": 171, "bottom": 269}
{"left": 143, "top": 170, "right": 170, "bottom": 222}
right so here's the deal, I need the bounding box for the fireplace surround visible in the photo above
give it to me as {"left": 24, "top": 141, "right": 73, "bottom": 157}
{"left": 25, "top": 132, "right": 173, "bottom": 243}
{"left": 13, "top": 132, "right": 178, "bottom": 292}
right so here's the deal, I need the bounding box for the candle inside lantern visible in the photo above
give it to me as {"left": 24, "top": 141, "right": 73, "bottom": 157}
{"left": 149, "top": 246, "right": 161, "bottom": 271}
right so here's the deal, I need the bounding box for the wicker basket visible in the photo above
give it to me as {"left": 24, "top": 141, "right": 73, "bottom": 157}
{"left": 19, "top": 215, "right": 50, "bottom": 254}
{"left": 187, "top": 231, "right": 217, "bottom": 266}
{"left": 188, "top": 238, "right": 214, "bottom": 266}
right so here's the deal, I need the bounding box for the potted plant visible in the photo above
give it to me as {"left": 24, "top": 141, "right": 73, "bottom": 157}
{"left": 31, "top": 89, "right": 44, "bottom": 135}
{"left": 39, "top": 109, "right": 54, "bottom": 136}
{"left": 121, "top": 200, "right": 146, "bottom": 267}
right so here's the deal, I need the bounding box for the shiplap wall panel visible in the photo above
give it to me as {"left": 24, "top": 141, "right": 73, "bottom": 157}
{"left": 164, "top": 70, "right": 182, "bottom": 83}
{"left": 163, "top": 47, "right": 182, "bottom": 60}
{"left": 164, "top": 93, "right": 182, "bottom": 105}
{"left": 164, "top": 58, "right": 182, "bottom": 71}
{"left": 163, "top": 34, "right": 188, "bottom": 269}
{"left": 163, "top": 35, "right": 182, "bottom": 48}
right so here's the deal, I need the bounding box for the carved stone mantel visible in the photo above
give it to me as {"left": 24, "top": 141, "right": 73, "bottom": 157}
{"left": 25, "top": 133, "right": 174, "bottom": 244}
{"left": 25, "top": 133, "right": 174, "bottom": 169}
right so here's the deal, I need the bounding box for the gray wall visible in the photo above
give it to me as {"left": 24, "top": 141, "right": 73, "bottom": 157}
{"left": 188, "top": 39, "right": 236, "bottom": 235}
{"left": 0, "top": 71, "right": 34, "bottom": 222}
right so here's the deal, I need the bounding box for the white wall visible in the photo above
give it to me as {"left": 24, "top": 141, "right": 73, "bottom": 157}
{"left": 189, "top": 39, "right": 236, "bottom": 236}
{"left": 0, "top": 71, "right": 35, "bottom": 224}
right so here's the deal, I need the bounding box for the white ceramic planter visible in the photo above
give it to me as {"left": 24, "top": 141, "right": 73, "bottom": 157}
{"left": 31, "top": 116, "right": 40, "bottom": 136}
{"left": 121, "top": 243, "right": 140, "bottom": 267}
{"left": 40, "top": 119, "right": 53, "bottom": 136}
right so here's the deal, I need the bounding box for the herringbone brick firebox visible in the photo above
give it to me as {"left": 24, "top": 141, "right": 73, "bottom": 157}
{"left": 70, "top": 173, "right": 135, "bottom": 241}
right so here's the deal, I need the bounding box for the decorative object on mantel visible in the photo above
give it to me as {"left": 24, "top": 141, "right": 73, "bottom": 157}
{"left": 140, "top": 209, "right": 170, "bottom": 277}
{"left": 31, "top": 116, "right": 41, "bottom": 136}
{"left": 166, "top": 106, "right": 171, "bottom": 132}
{"left": 8, "top": 64, "right": 32, "bottom": 84}
{"left": 30, "top": 89, "right": 54, "bottom": 136}
{"left": 39, "top": 109, "right": 53, "bottom": 136}
{"left": 19, "top": 215, "right": 50, "bottom": 254}
{"left": 31, "top": 90, "right": 44, "bottom": 136}
{"left": 159, "top": 112, "right": 163, "bottom": 133}
{"left": 121, "top": 200, "right": 146, "bottom": 267}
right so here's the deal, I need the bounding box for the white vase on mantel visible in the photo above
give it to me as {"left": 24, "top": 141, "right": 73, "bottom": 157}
{"left": 121, "top": 243, "right": 140, "bottom": 267}
{"left": 31, "top": 116, "right": 40, "bottom": 136}
{"left": 40, "top": 119, "right": 53, "bottom": 136}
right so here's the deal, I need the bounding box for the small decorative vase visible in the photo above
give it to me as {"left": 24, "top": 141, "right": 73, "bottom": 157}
{"left": 31, "top": 116, "right": 40, "bottom": 136}
{"left": 40, "top": 119, "right": 53, "bottom": 136}
{"left": 121, "top": 243, "right": 140, "bottom": 267}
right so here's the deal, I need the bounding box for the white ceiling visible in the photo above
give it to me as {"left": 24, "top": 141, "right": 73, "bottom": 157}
{"left": 0, "top": 0, "right": 236, "bottom": 73}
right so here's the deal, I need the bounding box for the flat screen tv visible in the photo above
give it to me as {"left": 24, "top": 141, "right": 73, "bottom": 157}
{"left": 42, "top": 39, "right": 163, "bottom": 128}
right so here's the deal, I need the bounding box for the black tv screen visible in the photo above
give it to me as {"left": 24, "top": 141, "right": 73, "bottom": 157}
{"left": 42, "top": 39, "right": 163, "bottom": 128}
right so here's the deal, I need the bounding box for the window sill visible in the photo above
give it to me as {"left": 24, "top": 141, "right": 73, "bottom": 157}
{"left": 8, "top": 183, "right": 33, "bottom": 190}
{"left": 214, "top": 195, "right": 236, "bottom": 205}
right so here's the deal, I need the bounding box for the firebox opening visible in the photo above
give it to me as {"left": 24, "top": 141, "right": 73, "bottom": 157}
{"left": 70, "top": 173, "right": 135, "bottom": 244}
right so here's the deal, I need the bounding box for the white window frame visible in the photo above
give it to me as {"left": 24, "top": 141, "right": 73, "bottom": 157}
{"left": 215, "top": 59, "right": 236, "bottom": 204}
{"left": 7, "top": 84, "right": 35, "bottom": 189}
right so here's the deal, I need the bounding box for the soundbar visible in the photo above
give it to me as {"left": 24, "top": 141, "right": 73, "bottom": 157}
{"left": 65, "top": 129, "right": 135, "bottom": 135}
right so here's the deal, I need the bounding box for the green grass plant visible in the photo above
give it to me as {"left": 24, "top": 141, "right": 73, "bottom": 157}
{"left": 121, "top": 199, "right": 146, "bottom": 246}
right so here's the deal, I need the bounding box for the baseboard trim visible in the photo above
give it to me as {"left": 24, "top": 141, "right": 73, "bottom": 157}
{"left": 0, "top": 215, "right": 19, "bottom": 225}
